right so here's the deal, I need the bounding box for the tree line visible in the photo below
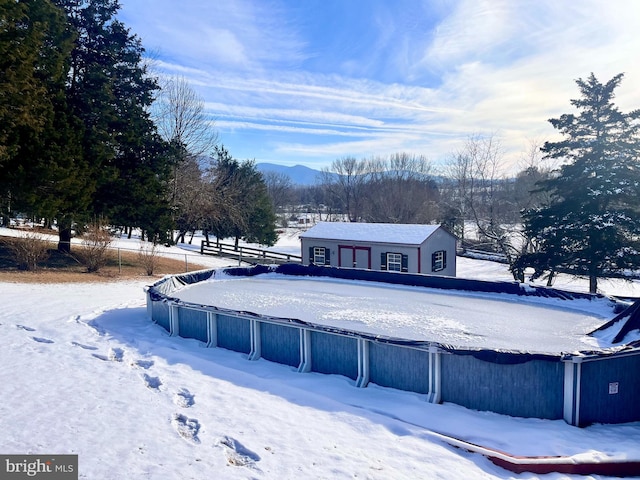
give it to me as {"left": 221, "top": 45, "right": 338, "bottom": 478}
{"left": 0, "top": 0, "right": 276, "bottom": 250}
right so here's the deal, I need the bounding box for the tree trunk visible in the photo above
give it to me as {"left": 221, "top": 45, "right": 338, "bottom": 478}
{"left": 58, "top": 217, "right": 72, "bottom": 253}
{"left": 589, "top": 275, "right": 598, "bottom": 294}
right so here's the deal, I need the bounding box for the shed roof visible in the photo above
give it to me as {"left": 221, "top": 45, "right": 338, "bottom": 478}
{"left": 299, "top": 222, "right": 446, "bottom": 245}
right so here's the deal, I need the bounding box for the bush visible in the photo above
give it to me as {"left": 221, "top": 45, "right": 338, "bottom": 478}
{"left": 6, "top": 233, "right": 50, "bottom": 271}
{"left": 77, "top": 222, "right": 113, "bottom": 273}
{"left": 138, "top": 242, "right": 159, "bottom": 276}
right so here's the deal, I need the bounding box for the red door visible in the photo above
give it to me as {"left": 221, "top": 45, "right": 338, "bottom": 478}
{"left": 338, "top": 246, "right": 371, "bottom": 269}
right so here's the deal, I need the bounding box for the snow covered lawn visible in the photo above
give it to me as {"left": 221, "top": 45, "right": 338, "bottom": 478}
{"left": 2, "top": 280, "right": 640, "bottom": 479}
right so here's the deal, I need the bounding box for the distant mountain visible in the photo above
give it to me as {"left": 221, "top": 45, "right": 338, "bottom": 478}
{"left": 257, "top": 163, "right": 327, "bottom": 186}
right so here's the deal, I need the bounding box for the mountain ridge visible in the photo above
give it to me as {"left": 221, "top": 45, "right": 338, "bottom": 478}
{"left": 256, "top": 163, "right": 326, "bottom": 186}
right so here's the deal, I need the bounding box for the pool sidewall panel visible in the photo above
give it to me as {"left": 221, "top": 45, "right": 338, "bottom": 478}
{"left": 217, "top": 313, "right": 251, "bottom": 354}
{"left": 177, "top": 307, "right": 208, "bottom": 342}
{"left": 152, "top": 301, "right": 170, "bottom": 332}
{"left": 310, "top": 331, "right": 358, "bottom": 380}
{"left": 440, "top": 354, "right": 564, "bottom": 419}
{"left": 369, "top": 342, "right": 430, "bottom": 393}
{"left": 579, "top": 354, "right": 640, "bottom": 425}
{"left": 260, "top": 322, "right": 300, "bottom": 367}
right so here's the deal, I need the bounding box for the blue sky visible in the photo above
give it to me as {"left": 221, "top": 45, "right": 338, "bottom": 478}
{"left": 119, "top": 0, "right": 640, "bottom": 173}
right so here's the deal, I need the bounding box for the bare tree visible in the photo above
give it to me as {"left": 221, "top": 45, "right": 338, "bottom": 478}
{"left": 263, "top": 171, "right": 294, "bottom": 226}
{"left": 320, "top": 157, "right": 370, "bottom": 222}
{"left": 153, "top": 76, "right": 218, "bottom": 241}
{"left": 365, "top": 153, "right": 439, "bottom": 223}
{"left": 451, "top": 135, "right": 530, "bottom": 281}
{"left": 172, "top": 156, "right": 211, "bottom": 244}
{"left": 154, "top": 76, "right": 218, "bottom": 159}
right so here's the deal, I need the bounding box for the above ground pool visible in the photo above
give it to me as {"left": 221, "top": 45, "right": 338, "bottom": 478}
{"left": 147, "top": 264, "right": 640, "bottom": 426}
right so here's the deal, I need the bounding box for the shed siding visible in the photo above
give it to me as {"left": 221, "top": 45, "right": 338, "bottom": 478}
{"left": 369, "top": 343, "right": 430, "bottom": 393}
{"left": 152, "top": 301, "right": 170, "bottom": 332}
{"left": 260, "top": 322, "right": 301, "bottom": 367}
{"left": 420, "top": 228, "right": 457, "bottom": 277}
{"left": 310, "top": 331, "right": 358, "bottom": 380}
{"left": 177, "top": 307, "right": 208, "bottom": 342}
{"left": 216, "top": 314, "right": 251, "bottom": 354}
{"left": 440, "top": 354, "right": 564, "bottom": 419}
{"left": 579, "top": 354, "right": 640, "bottom": 425}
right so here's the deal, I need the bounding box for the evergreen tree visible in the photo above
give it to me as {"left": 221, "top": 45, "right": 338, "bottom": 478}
{"left": 0, "top": 0, "right": 76, "bottom": 226}
{"left": 205, "top": 146, "right": 277, "bottom": 246}
{"left": 53, "top": 0, "right": 172, "bottom": 249}
{"left": 520, "top": 73, "right": 640, "bottom": 293}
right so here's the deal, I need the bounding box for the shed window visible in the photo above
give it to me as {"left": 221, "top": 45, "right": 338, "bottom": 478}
{"left": 432, "top": 250, "right": 447, "bottom": 272}
{"left": 309, "top": 246, "right": 330, "bottom": 265}
{"left": 381, "top": 252, "right": 408, "bottom": 272}
{"left": 387, "top": 253, "right": 402, "bottom": 272}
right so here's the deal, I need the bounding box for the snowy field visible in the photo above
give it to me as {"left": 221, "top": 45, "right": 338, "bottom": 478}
{"left": 1, "top": 227, "right": 640, "bottom": 479}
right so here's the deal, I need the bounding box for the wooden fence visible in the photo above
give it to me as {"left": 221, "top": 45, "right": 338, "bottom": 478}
{"left": 200, "top": 240, "right": 302, "bottom": 265}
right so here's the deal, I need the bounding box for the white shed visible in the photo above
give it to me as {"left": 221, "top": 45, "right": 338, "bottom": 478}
{"left": 300, "top": 222, "right": 457, "bottom": 276}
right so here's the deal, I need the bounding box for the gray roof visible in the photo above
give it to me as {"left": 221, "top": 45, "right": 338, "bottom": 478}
{"left": 299, "top": 222, "right": 445, "bottom": 245}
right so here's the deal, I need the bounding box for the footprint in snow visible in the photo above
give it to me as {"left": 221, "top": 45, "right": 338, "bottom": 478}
{"left": 217, "top": 436, "right": 261, "bottom": 469}
{"left": 142, "top": 373, "right": 162, "bottom": 390}
{"left": 174, "top": 388, "right": 195, "bottom": 408}
{"left": 32, "top": 337, "right": 54, "bottom": 344}
{"left": 171, "top": 413, "right": 200, "bottom": 444}
{"left": 131, "top": 359, "right": 154, "bottom": 369}
{"left": 16, "top": 325, "right": 36, "bottom": 332}
{"left": 71, "top": 341, "right": 98, "bottom": 351}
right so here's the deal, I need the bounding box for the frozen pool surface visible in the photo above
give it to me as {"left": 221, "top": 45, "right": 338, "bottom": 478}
{"left": 172, "top": 273, "right": 614, "bottom": 354}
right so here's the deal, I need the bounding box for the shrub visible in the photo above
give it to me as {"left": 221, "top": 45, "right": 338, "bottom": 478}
{"left": 138, "top": 242, "right": 159, "bottom": 276}
{"left": 6, "top": 233, "right": 50, "bottom": 271}
{"left": 77, "top": 222, "right": 113, "bottom": 273}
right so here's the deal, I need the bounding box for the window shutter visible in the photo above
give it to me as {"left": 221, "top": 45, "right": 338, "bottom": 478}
{"left": 380, "top": 252, "right": 387, "bottom": 270}
{"left": 401, "top": 254, "right": 408, "bottom": 272}
{"left": 309, "top": 247, "right": 314, "bottom": 264}
{"left": 443, "top": 251, "right": 447, "bottom": 269}
{"left": 431, "top": 252, "right": 437, "bottom": 271}
{"left": 325, "top": 248, "right": 331, "bottom": 265}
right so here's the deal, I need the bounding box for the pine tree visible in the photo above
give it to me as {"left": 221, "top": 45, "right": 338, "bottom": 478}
{"left": 520, "top": 73, "right": 640, "bottom": 293}
{"left": 0, "top": 0, "right": 76, "bottom": 225}
{"left": 53, "top": 0, "right": 172, "bottom": 248}
{"left": 204, "top": 146, "right": 277, "bottom": 246}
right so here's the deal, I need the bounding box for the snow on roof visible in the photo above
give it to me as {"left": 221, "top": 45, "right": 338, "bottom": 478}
{"left": 300, "top": 222, "right": 444, "bottom": 245}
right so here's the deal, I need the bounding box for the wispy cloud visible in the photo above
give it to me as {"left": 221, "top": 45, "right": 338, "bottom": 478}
{"left": 120, "top": 0, "right": 640, "bottom": 172}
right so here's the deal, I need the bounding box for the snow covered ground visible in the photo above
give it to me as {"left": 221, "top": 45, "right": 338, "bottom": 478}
{"left": 1, "top": 227, "right": 640, "bottom": 479}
